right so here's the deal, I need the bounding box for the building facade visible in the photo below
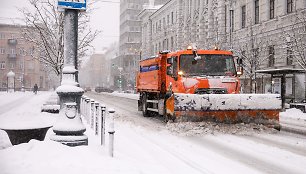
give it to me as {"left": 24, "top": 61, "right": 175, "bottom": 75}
{"left": 0, "top": 24, "right": 50, "bottom": 91}
{"left": 118, "top": 0, "right": 168, "bottom": 91}
{"left": 140, "top": 0, "right": 306, "bottom": 100}
{"left": 79, "top": 44, "right": 119, "bottom": 90}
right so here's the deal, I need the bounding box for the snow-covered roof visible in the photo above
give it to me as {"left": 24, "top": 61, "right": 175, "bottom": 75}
{"left": 256, "top": 67, "right": 305, "bottom": 74}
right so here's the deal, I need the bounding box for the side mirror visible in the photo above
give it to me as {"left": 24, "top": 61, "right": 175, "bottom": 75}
{"left": 167, "top": 58, "right": 173, "bottom": 65}
{"left": 167, "top": 66, "right": 174, "bottom": 75}
{"left": 237, "top": 66, "right": 243, "bottom": 76}
{"left": 236, "top": 57, "right": 243, "bottom": 65}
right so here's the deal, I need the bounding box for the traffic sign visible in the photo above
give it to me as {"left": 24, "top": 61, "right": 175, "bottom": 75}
{"left": 58, "top": 0, "right": 86, "bottom": 10}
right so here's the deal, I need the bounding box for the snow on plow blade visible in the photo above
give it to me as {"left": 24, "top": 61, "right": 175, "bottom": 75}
{"left": 166, "top": 94, "right": 281, "bottom": 127}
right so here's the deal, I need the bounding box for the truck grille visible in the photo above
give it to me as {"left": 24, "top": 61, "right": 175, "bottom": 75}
{"left": 195, "top": 88, "right": 227, "bottom": 94}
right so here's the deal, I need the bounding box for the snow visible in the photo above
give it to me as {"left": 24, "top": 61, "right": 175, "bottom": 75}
{"left": 62, "top": 66, "right": 77, "bottom": 73}
{"left": 175, "top": 93, "right": 282, "bottom": 110}
{"left": 0, "top": 92, "right": 55, "bottom": 130}
{"left": 56, "top": 85, "right": 84, "bottom": 93}
{"left": 182, "top": 78, "right": 199, "bottom": 88}
{"left": 100, "top": 91, "right": 139, "bottom": 100}
{"left": 0, "top": 91, "right": 306, "bottom": 174}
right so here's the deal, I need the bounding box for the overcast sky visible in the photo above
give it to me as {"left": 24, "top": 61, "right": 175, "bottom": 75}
{"left": 0, "top": 0, "right": 120, "bottom": 53}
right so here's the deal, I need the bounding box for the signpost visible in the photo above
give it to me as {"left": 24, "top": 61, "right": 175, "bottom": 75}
{"left": 58, "top": 0, "right": 87, "bottom": 10}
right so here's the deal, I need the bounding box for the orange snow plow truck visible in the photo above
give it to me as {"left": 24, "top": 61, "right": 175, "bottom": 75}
{"left": 136, "top": 47, "right": 281, "bottom": 129}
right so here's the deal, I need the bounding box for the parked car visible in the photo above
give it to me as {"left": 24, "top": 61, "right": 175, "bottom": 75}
{"left": 95, "top": 87, "right": 114, "bottom": 93}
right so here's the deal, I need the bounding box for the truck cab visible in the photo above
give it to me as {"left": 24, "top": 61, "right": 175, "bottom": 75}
{"left": 165, "top": 49, "right": 241, "bottom": 94}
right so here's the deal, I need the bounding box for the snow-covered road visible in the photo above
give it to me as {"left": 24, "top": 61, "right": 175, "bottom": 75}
{"left": 86, "top": 92, "right": 306, "bottom": 174}
{"left": 0, "top": 91, "right": 306, "bottom": 174}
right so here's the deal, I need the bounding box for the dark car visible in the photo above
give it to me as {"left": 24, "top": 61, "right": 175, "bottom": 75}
{"left": 95, "top": 87, "right": 114, "bottom": 93}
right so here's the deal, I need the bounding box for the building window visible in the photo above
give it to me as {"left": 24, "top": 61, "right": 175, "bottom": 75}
{"left": 0, "top": 61, "right": 5, "bottom": 69}
{"left": 156, "top": 22, "right": 158, "bottom": 32}
{"left": 10, "top": 63, "right": 15, "bottom": 69}
{"left": 270, "top": 0, "right": 275, "bottom": 19}
{"left": 10, "top": 48, "right": 16, "bottom": 54}
{"left": 19, "top": 61, "right": 24, "bottom": 70}
{"left": 170, "top": 36, "right": 174, "bottom": 50}
{"left": 167, "top": 14, "right": 169, "bottom": 25}
{"left": 287, "top": 49, "right": 293, "bottom": 65}
{"left": 286, "top": 37, "right": 293, "bottom": 65}
{"left": 0, "top": 47, "right": 5, "bottom": 54}
{"left": 225, "top": 5, "right": 227, "bottom": 32}
{"left": 241, "top": 5, "right": 246, "bottom": 28}
{"left": 254, "top": 0, "right": 259, "bottom": 24}
{"left": 287, "top": 0, "right": 293, "bottom": 13}
{"left": 268, "top": 45, "right": 275, "bottom": 67}
{"left": 28, "top": 47, "right": 34, "bottom": 56}
{"left": 171, "top": 11, "right": 174, "bottom": 24}
{"left": 253, "top": 48, "right": 259, "bottom": 60}
{"left": 230, "top": 10, "right": 234, "bottom": 32}
{"left": 19, "top": 48, "right": 26, "bottom": 56}
{"left": 0, "top": 33, "right": 5, "bottom": 39}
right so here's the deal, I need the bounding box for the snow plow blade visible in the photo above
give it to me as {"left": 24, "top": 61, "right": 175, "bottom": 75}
{"left": 166, "top": 94, "right": 281, "bottom": 128}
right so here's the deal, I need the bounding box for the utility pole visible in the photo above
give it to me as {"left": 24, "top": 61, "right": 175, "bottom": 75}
{"left": 50, "top": 0, "right": 88, "bottom": 146}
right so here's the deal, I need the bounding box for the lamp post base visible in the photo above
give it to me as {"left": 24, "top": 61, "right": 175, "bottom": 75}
{"left": 50, "top": 134, "right": 88, "bottom": 146}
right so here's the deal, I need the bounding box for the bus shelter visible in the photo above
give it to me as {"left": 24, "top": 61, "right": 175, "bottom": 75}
{"left": 256, "top": 67, "right": 305, "bottom": 110}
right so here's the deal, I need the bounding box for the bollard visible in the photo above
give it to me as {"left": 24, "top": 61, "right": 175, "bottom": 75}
{"left": 90, "top": 99, "right": 95, "bottom": 129}
{"left": 82, "top": 96, "right": 87, "bottom": 116}
{"left": 94, "top": 102, "right": 99, "bottom": 135}
{"left": 108, "top": 108, "right": 115, "bottom": 157}
{"left": 85, "top": 98, "right": 90, "bottom": 122}
{"left": 100, "top": 104, "right": 106, "bottom": 146}
{"left": 81, "top": 96, "right": 85, "bottom": 116}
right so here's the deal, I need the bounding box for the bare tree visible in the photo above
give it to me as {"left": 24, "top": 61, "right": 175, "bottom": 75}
{"left": 233, "top": 27, "right": 272, "bottom": 93}
{"left": 19, "top": 0, "right": 99, "bottom": 81}
{"left": 282, "top": 11, "right": 306, "bottom": 69}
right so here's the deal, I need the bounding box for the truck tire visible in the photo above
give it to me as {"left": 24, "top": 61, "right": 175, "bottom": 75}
{"left": 142, "top": 93, "right": 150, "bottom": 117}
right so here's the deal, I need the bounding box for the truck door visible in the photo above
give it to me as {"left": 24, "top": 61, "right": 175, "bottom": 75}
{"left": 166, "top": 56, "right": 179, "bottom": 92}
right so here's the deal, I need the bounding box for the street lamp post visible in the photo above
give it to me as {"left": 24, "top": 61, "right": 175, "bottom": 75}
{"left": 50, "top": 1, "right": 88, "bottom": 146}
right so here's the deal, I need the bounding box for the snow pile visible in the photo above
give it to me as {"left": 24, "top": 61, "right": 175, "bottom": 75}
{"left": 0, "top": 139, "right": 145, "bottom": 174}
{"left": 280, "top": 108, "right": 306, "bottom": 120}
{"left": 0, "top": 92, "right": 56, "bottom": 149}
{"left": 166, "top": 122, "right": 278, "bottom": 136}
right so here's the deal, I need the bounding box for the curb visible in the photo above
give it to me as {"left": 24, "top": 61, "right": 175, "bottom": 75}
{"left": 280, "top": 125, "right": 306, "bottom": 136}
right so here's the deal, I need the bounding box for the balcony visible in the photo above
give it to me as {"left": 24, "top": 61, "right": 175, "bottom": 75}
{"left": 8, "top": 39, "right": 17, "bottom": 45}
{"left": 7, "top": 53, "right": 17, "bottom": 59}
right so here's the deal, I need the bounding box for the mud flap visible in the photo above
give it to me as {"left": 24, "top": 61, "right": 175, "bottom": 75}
{"left": 138, "top": 100, "right": 143, "bottom": 111}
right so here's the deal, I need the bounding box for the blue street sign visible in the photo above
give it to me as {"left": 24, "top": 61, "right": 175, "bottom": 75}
{"left": 58, "top": 0, "right": 86, "bottom": 10}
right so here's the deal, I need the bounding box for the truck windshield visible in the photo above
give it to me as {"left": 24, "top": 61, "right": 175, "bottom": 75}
{"left": 179, "top": 54, "right": 236, "bottom": 76}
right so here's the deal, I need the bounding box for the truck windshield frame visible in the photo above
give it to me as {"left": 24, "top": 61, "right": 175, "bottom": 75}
{"left": 179, "top": 54, "right": 237, "bottom": 76}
